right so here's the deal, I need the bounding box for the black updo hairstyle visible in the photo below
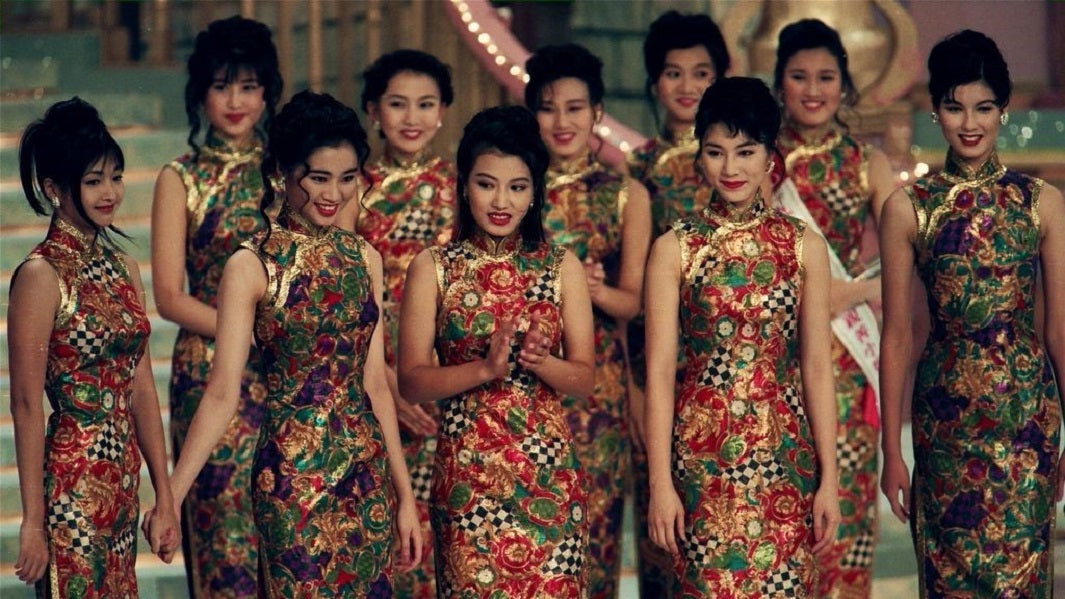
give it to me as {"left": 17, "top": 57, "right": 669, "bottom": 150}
{"left": 695, "top": 77, "right": 780, "bottom": 153}
{"left": 258, "top": 91, "right": 370, "bottom": 245}
{"left": 524, "top": 43, "right": 605, "bottom": 110}
{"left": 927, "top": 29, "right": 1011, "bottom": 109}
{"left": 360, "top": 49, "right": 454, "bottom": 113}
{"left": 18, "top": 96, "right": 128, "bottom": 246}
{"left": 185, "top": 16, "right": 282, "bottom": 154}
{"left": 643, "top": 10, "right": 730, "bottom": 129}
{"left": 773, "top": 19, "right": 857, "bottom": 129}
{"left": 455, "top": 106, "right": 549, "bottom": 247}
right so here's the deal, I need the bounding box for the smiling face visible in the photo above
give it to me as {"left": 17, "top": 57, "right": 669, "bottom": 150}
{"left": 698, "top": 124, "right": 770, "bottom": 210}
{"left": 466, "top": 151, "right": 533, "bottom": 238}
{"left": 655, "top": 46, "right": 716, "bottom": 131}
{"left": 935, "top": 80, "right": 1002, "bottom": 169}
{"left": 534, "top": 77, "right": 598, "bottom": 163}
{"left": 284, "top": 143, "right": 361, "bottom": 228}
{"left": 368, "top": 70, "right": 446, "bottom": 161}
{"left": 50, "top": 155, "right": 124, "bottom": 236}
{"left": 780, "top": 47, "right": 843, "bottom": 133}
{"left": 203, "top": 66, "right": 266, "bottom": 145}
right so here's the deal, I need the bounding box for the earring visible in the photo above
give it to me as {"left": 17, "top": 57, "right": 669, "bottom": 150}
{"left": 372, "top": 120, "right": 381, "bottom": 131}
{"left": 765, "top": 162, "right": 773, "bottom": 174}
{"left": 270, "top": 176, "right": 286, "bottom": 196}
{"left": 1000, "top": 112, "right": 1008, "bottom": 125}
{"left": 50, "top": 196, "right": 60, "bottom": 209}
{"left": 436, "top": 120, "right": 443, "bottom": 129}
{"left": 931, "top": 112, "right": 939, "bottom": 124}
{"left": 594, "top": 111, "right": 602, "bottom": 124}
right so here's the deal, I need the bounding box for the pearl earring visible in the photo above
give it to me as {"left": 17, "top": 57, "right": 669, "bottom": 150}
{"left": 1000, "top": 112, "right": 1008, "bottom": 125}
{"left": 931, "top": 112, "right": 939, "bottom": 124}
{"left": 50, "top": 196, "right": 60, "bottom": 208}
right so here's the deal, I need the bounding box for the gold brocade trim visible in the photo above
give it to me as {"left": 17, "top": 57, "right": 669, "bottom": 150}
{"left": 281, "top": 203, "right": 331, "bottom": 239}
{"left": 794, "top": 223, "right": 807, "bottom": 277}
{"left": 705, "top": 191, "right": 768, "bottom": 231}
{"left": 653, "top": 130, "right": 699, "bottom": 173}
{"left": 547, "top": 154, "right": 595, "bottom": 191}
{"left": 549, "top": 245, "right": 566, "bottom": 307}
{"left": 200, "top": 137, "right": 263, "bottom": 165}
{"left": 782, "top": 128, "right": 843, "bottom": 175}
{"left": 428, "top": 246, "right": 447, "bottom": 305}
{"left": 465, "top": 232, "right": 520, "bottom": 258}
{"left": 941, "top": 151, "right": 1006, "bottom": 185}
{"left": 1031, "top": 177, "right": 1045, "bottom": 235}
{"left": 674, "top": 225, "right": 693, "bottom": 285}
{"left": 53, "top": 216, "right": 99, "bottom": 258}
{"left": 184, "top": 139, "right": 263, "bottom": 231}
{"left": 616, "top": 180, "right": 630, "bottom": 228}
{"left": 859, "top": 143, "right": 871, "bottom": 198}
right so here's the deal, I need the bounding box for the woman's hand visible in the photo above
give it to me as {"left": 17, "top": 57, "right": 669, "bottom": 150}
{"left": 14, "top": 523, "right": 48, "bottom": 584}
{"left": 517, "top": 312, "right": 551, "bottom": 372}
{"left": 811, "top": 481, "right": 841, "bottom": 556}
{"left": 481, "top": 317, "right": 517, "bottom": 380}
{"left": 394, "top": 396, "right": 437, "bottom": 437}
{"left": 583, "top": 258, "right": 606, "bottom": 301}
{"left": 141, "top": 505, "right": 181, "bottom": 563}
{"left": 648, "top": 484, "right": 685, "bottom": 556}
{"left": 393, "top": 495, "right": 424, "bottom": 572}
{"left": 880, "top": 453, "right": 911, "bottom": 523}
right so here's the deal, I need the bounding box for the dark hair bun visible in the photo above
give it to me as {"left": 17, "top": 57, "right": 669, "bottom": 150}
{"left": 524, "top": 43, "right": 605, "bottom": 108}
{"left": 927, "top": 29, "right": 1011, "bottom": 108}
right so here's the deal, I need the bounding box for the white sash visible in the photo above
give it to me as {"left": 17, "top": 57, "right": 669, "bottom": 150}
{"left": 772, "top": 178, "right": 881, "bottom": 406}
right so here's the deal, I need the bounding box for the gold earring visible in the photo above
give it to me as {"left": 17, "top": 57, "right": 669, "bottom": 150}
{"left": 270, "top": 176, "right": 286, "bottom": 196}
{"left": 1000, "top": 112, "right": 1008, "bottom": 125}
{"left": 931, "top": 112, "right": 939, "bottom": 124}
{"left": 50, "top": 196, "right": 60, "bottom": 209}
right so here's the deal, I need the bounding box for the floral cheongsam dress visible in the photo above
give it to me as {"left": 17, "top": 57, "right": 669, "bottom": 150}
{"left": 356, "top": 152, "right": 455, "bottom": 599}
{"left": 544, "top": 156, "right": 628, "bottom": 599}
{"left": 907, "top": 151, "right": 1059, "bottom": 598}
{"left": 429, "top": 233, "right": 589, "bottom": 599}
{"left": 17, "top": 219, "right": 151, "bottom": 598}
{"left": 671, "top": 196, "right": 819, "bottom": 597}
{"left": 166, "top": 134, "right": 268, "bottom": 597}
{"left": 778, "top": 124, "right": 878, "bottom": 597}
{"left": 243, "top": 207, "right": 395, "bottom": 598}
{"left": 627, "top": 129, "right": 713, "bottom": 598}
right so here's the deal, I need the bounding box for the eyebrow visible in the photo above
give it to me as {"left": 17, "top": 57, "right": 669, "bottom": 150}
{"left": 384, "top": 93, "right": 440, "bottom": 101}
{"left": 664, "top": 61, "right": 714, "bottom": 69}
{"left": 704, "top": 139, "right": 758, "bottom": 149}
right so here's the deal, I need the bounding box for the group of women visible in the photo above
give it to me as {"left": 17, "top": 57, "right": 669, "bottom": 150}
{"left": 8, "top": 8, "right": 1063, "bottom": 599}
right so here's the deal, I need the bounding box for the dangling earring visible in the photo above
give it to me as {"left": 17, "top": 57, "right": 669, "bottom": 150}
{"left": 270, "top": 176, "right": 286, "bottom": 196}
{"left": 50, "top": 196, "right": 60, "bottom": 209}
{"left": 1000, "top": 112, "right": 1008, "bottom": 125}
{"left": 931, "top": 112, "right": 939, "bottom": 124}
{"left": 372, "top": 120, "right": 381, "bottom": 131}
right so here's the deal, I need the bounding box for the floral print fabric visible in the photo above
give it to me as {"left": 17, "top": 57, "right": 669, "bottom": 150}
{"left": 778, "top": 125, "right": 878, "bottom": 596}
{"left": 24, "top": 219, "right": 150, "bottom": 598}
{"left": 428, "top": 234, "right": 588, "bottom": 599}
{"left": 244, "top": 208, "right": 394, "bottom": 597}
{"left": 356, "top": 153, "right": 455, "bottom": 598}
{"left": 907, "top": 151, "right": 1059, "bottom": 597}
{"left": 670, "top": 197, "right": 818, "bottom": 598}
{"left": 544, "top": 156, "right": 628, "bottom": 599}
{"left": 166, "top": 135, "right": 268, "bottom": 597}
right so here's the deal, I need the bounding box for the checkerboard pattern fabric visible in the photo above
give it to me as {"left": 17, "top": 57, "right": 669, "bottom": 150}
{"left": 86, "top": 255, "right": 121, "bottom": 284}
{"left": 698, "top": 346, "right": 733, "bottom": 388}
{"left": 841, "top": 530, "right": 875, "bottom": 568}
{"left": 87, "top": 419, "right": 124, "bottom": 462}
{"left": 440, "top": 397, "right": 470, "bottom": 437}
{"left": 454, "top": 498, "right": 515, "bottom": 534}
{"left": 690, "top": 254, "right": 720, "bottom": 289}
{"left": 110, "top": 525, "right": 136, "bottom": 555}
{"left": 721, "top": 456, "right": 786, "bottom": 488}
{"left": 682, "top": 533, "right": 720, "bottom": 569}
{"left": 545, "top": 533, "right": 583, "bottom": 576}
{"left": 502, "top": 267, "right": 556, "bottom": 389}
{"left": 48, "top": 494, "right": 93, "bottom": 555}
{"left": 763, "top": 284, "right": 798, "bottom": 338}
{"left": 519, "top": 435, "right": 567, "bottom": 468}
{"left": 409, "top": 461, "right": 433, "bottom": 503}
{"left": 782, "top": 385, "right": 805, "bottom": 419}
{"left": 391, "top": 208, "right": 434, "bottom": 242}
{"left": 764, "top": 567, "right": 801, "bottom": 597}
{"left": 836, "top": 437, "right": 864, "bottom": 473}
{"left": 67, "top": 319, "right": 111, "bottom": 360}
{"left": 820, "top": 179, "right": 862, "bottom": 215}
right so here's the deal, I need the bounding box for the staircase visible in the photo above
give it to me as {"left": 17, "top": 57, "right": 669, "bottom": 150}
{"left": 0, "top": 29, "right": 190, "bottom": 599}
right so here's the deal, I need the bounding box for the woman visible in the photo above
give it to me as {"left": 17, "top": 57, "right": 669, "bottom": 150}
{"left": 398, "top": 105, "right": 595, "bottom": 598}
{"left": 10, "top": 97, "right": 179, "bottom": 596}
{"left": 880, "top": 30, "right": 1065, "bottom": 597}
{"left": 772, "top": 18, "right": 895, "bottom": 596}
{"left": 524, "top": 42, "right": 652, "bottom": 599}
{"left": 337, "top": 49, "right": 455, "bottom": 599}
{"left": 163, "top": 90, "right": 422, "bottom": 597}
{"left": 150, "top": 16, "right": 281, "bottom": 596}
{"left": 626, "top": 17, "right": 730, "bottom": 594}
{"left": 645, "top": 77, "right": 840, "bottom": 597}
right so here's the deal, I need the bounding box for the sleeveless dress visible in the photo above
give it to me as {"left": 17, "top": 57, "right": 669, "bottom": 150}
{"left": 166, "top": 135, "right": 268, "bottom": 597}
{"left": 907, "top": 151, "right": 1059, "bottom": 597}
{"left": 19, "top": 219, "right": 151, "bottom": 598}
{"left": 356, "top": 152, "right": 455, "bottom": 599}
{"left": 243, "top": 207, "right": 395, "bottom": 597}
{"left": 778, "top": 125, "right": 879, "bottom": 597}
{"left": 671, "top": 196, "right": 819, "bottom": 597}
{"left": 428, "top": 233, "right": 589, "bottom": 599}
{"left": 627, "top": 129, "right": 711, "bottom": 597}
{"left": 544, "top": 155, "right": 628, "bottom": 599}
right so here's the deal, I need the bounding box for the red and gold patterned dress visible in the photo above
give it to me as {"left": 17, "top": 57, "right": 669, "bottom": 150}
{"left": 19, "top": 219, "right": 151, "bottom": 598}
{"left": 166, "top": 135, "right": 268, "bottom": 597}
{"left": 243, "top": 207, "right": 395, "bottom": 597}
{"left": 627, "top": 129, "right": 712, "bottom": 598}
{"left": 671, "top": 196, "right": 818, "bottom": 597}
{"left": 356, "top": 152, "right": 454, "bottom": 598}
{"left": 428, "top": 233, "right": 588, "bottom": 599}
{"left": 778, "top": 125, "right": 878, "bottom": 597}
{"left": 544, "top": 156, "right": 628, "bottom": 599}
{"left": 908, "top": 152, "right": 1059, "bottom": 597}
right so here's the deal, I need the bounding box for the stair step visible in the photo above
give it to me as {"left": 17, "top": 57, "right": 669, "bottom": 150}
{"left": 0, "top": 93, "right": 166, "bottom": 136}
{"left": 0, "top": 127, "right": 187, "bottom": 176}
{"left": 0, "top": 57, "right": 60, "bottom": 96}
